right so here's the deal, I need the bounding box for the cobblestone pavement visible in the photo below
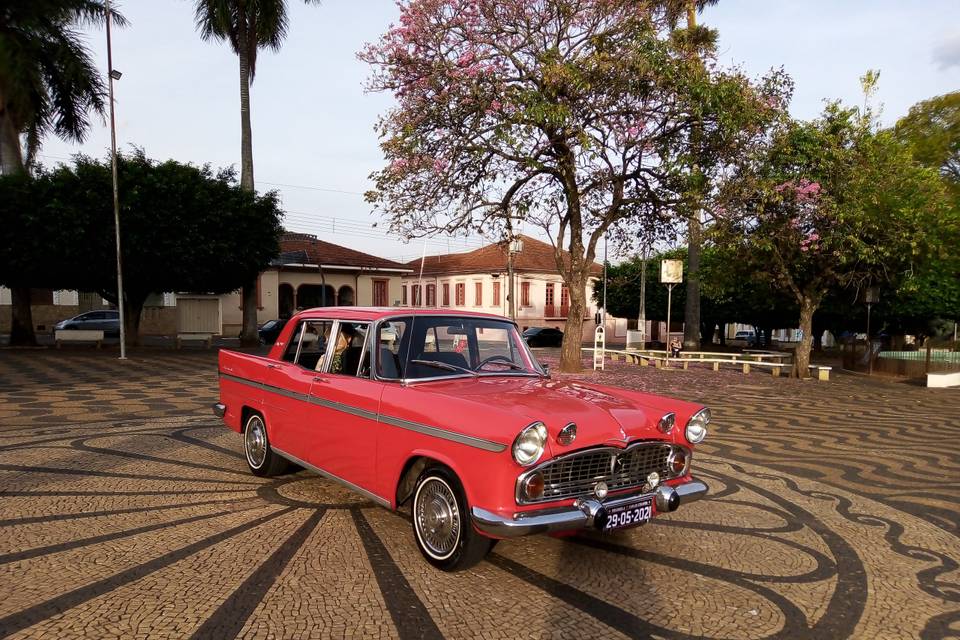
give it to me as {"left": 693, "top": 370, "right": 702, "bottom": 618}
{"left": 0, "top": 350, "right": 958, "bottom": 639}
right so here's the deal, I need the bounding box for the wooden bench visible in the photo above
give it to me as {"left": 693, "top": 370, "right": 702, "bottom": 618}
{"left": 810, "top": 365, "right": 832, "bottom": 381}
{"left": 927, "top": 371, "right": 960, "bottom": 388}
{"left": 55, "top": 330, "right": 104, "bottom": 349}
{"left": 587, "top": 348, "right": 830, "bottom": 380}
{"left": 176, "top": 333, "right": 214, "bottom": 349}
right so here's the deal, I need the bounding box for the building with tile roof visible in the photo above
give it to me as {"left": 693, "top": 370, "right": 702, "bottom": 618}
{"left": 400, "top": 235, "right": 603, "bottom": 332}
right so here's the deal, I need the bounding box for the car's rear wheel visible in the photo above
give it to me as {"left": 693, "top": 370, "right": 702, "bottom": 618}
{"left": 244, "top": 413, "right": 289, "bottom": 477}
{"left": 412, "top": 466, "right": 493, "bottom": 571}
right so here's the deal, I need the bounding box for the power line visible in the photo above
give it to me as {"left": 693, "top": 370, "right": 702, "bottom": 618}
{"left": 259, "top": 180, "right": 366, "bottom": 196}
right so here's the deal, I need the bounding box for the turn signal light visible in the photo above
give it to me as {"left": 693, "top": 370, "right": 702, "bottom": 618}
{"left": 523, "top": 472, "right": 545, "bottom": 500}
{"left": 670, "top": 449, "right": 688, "bottom": 475}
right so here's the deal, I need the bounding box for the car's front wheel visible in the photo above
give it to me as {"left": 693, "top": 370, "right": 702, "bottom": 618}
{"left": 243, "top": 413, "right": 289, "bottom": 477}
{"left": 412, "top": 466, "right": 494, "bottom": 571}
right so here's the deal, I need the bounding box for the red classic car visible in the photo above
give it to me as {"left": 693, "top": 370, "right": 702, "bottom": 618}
{"left": 214, "top": 307, "right": 709, "bottom": 571}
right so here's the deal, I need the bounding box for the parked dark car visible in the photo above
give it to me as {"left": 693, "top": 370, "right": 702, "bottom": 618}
{"left": 54, "top": 310, "right": 120, "bottom": 337}
{"left": 258, "top": 319, "right": 288, "bottom": 345}
{"left": 523, "top": 326, "right": 564, "bottom": 347}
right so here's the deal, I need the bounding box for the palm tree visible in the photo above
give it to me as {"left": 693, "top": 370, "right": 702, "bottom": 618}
{"left": 654, "top": 0, "right": 718, "bottom": 350}
{"left": 0, "top": 0, "right": 125, "bottom": 345}
{"left": 194, "top": 0, "right": 319, "bottom": 346}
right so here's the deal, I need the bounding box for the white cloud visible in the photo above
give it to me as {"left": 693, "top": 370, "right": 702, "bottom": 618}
{"left": 934, "top": 34, "right": 960, "bottom": 70}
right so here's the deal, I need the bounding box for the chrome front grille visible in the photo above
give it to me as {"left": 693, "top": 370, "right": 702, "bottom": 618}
{"left": 518, "top": 442, "right": 679, "bottom": 504}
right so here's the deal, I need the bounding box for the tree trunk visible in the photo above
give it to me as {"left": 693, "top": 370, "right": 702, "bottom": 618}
{"left": 683, "top": 216, "right": 701, "bottom": 350}
{"left": 560, "top": 277, "right": 588, "bottom": 373}
{"left": 0, "top": 109, "right": 37, "bottom": 346}
{"left": 10, "top": 287, "right": 35, "bottom": 345}
{"left": 793, "top": 297, "right": 817, "bottom": 379}
{"left": 682, "top": 1, "right": 702, "bottom": 351}
{"left": 122, "top": 296, "right": 145, "bottom": 348}
{"left": 237, "top": 36, "right": 259, "bottom": 346}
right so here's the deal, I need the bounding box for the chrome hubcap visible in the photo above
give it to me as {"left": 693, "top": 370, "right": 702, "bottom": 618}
{"left": 245, "top": 417, "right": 267, "bottom": 468}
{"left": 415, "top": 478, "right": 460, "bottom": 558}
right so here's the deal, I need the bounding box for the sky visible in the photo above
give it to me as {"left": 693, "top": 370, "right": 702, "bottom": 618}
{"left": 39, "top": 0, "right": 960, "bottom": 264}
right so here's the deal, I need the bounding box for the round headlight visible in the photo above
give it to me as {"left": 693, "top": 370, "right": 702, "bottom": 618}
{"left": 512, "top": 421, "right": 548, "bottom": 466}
{"left": 685, "top": 408, "right": 710, "bottom": 444}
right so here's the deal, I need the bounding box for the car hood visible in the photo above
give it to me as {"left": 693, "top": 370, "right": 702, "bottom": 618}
{"left": 381, "top": 376, "right": 703, "bottom": 455}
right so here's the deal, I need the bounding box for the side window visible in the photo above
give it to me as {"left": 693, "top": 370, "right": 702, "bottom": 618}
{"left": 476, "top": 326, "right": 516, "bottom": 364}
{"left": 329, "top": 322, "right": 371, "bottom": 378}
{"left": 282, "top": 320, "right": 333, "bottom": 370}
{"left": 377, "top": 320, "right": 407, "bottom": 379}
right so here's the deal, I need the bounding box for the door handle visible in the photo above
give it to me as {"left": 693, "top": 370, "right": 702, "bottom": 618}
{"left": 266, "top": 363, "right": 279, "bottom": 370}
{"left": 312, "top": 376, "right": 327, "bottom": 383}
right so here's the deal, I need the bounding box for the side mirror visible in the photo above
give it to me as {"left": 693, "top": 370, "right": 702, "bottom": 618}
{"left": 541, "top": 362, "right": 550, "bottom": 377}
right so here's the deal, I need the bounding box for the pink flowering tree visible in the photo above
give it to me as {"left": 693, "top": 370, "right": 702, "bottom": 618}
{"left": 714, "top": 103, "right": 949, "bottom": 376}
{"left": 361, "top": 0, "right": 786, "bottom": 372}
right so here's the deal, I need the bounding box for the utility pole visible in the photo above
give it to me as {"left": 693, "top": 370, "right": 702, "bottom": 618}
{"left": 638, "top": 247, "right": 647, "bottom": 348}
{"left": 105, "top": 0, "right": 126, "bottom": 360}
{"left": 602, "top": 234, "right": 608, "bottom": 329}
{"left": 506, "top": 215, "right": 516, "bottom": 321}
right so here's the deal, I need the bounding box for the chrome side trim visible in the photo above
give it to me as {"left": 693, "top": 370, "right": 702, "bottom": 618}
{"left": 272, "top": 446, "right": 391, "bottom": 508}
{"left": 378, "top": 415, "right": 507, "bottom": 453}
{"left": 219, "top": 372, "right": 507, "bottom": 453}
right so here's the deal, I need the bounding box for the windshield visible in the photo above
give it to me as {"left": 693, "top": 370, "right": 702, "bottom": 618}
{"left": 377, "top": 315, "right": 542, "bottom": 380}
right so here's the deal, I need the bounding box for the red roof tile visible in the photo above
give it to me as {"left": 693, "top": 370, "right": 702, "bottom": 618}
{"left": 405, "top": 235, "right": 602, "bottom": 277}
{"left": 278, "top": 233, "right": 411, "bottom": 271}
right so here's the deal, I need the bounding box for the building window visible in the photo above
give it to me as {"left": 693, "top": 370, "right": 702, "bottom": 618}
{"left": 545, "top": 283, "right": 555, "bottom": 306}
{"left": 442, "top": 282, "right": 450, "bottom": 306}
{"left": 455, "top": 283, "right": 465, "bottom": 306}
{"left": 561, "top": 285, "right": 569, "bottom": 307}
{"left": 426, "top": 284, "right": 436, "bottom": 307}
{"left": 401, "top": 285, "right": 408, "bottom": 306}
{"left": 412, "top": 284, "right": 422, "bottom": 306}
{"left": 521, "top": 282, "right": 531, "bottom": 307}
{"left": 492, "top": 281, "right": 501, "bottom": 307}
{"left": 474, "top": 282, "right": 483, "bottom": 307}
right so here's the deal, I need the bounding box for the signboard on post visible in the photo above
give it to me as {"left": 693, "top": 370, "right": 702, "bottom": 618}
{"left": 660, "top": 260, "right": 683, "bottom": 362}
{"left": 660, "top": 259, "right": 683, "bottom": 284}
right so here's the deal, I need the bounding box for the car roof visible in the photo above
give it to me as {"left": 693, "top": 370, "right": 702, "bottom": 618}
{"left": 293, "top": 307, "right": 512, "bottom": 323}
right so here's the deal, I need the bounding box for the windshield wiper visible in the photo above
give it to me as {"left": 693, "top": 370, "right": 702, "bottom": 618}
{"left": 409, "top": 359, "right": 478, "bottom": 377}
{"left": 477, "top": 360, "right": 526, "bottom": 371}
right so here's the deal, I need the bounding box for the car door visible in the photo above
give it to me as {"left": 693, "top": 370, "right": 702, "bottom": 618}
{"left": 263, "top": 318, "right": 333, "bottom": 456}
{"left": 305, "top": 320, "right": 382, "bottom": 496}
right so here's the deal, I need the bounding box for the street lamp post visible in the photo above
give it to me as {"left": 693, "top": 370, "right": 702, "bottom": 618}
{"left": 864, "top": 286, "right": 879, "bottom": 375}
{"left": 105, "top": 0, "right": 126, "bottom": 360}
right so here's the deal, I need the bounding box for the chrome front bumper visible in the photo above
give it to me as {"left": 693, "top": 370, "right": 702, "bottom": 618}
{"left": 471, "top": 478, "right": 708, "bottom": 538}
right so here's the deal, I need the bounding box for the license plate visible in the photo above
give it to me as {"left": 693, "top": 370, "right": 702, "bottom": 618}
{"left": 603, "top": 497, "right": 653, "bottom": 531}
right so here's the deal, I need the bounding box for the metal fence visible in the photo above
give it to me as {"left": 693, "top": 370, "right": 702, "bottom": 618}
{"left": 843, "top": 338, "right": 960, "bottom": 377}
